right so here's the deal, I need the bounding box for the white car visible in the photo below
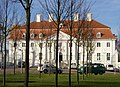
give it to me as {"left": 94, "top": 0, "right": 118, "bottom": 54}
{"left": 71, "top": 63, "right": 77, "bottom": 69}
{"left": 37, "top": 64, "right": 63, "bottom": 74}
{"left": 106, "top": 64, "right": 114, "bottom": 71}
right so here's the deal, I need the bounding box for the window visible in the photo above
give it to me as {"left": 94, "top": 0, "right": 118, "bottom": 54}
{"left": 58, "top": 42, "right": 62, "bottom": 47}
{"left": 48, "top": 43, "right": 52, "bottom": 47}
{"left": 31, "top": 43, "right": 34, "bottom": 47}
{"left": 107, "top": 42, "right": 110, "bottom": 47}
{"left": 69, "top": 43, "right": 72, "bottom": 47}
{"left": 118, "top": 54, "right": 120, "bottom": 62}
{"left": 97, "top": 53, "right": 100, "bottom": 60}
{"left": 97, "top": 42, "right": 101, "bottom": 47}
{"left": 78, "top": 53, "right": 81, "bottom": 60}
{"left": 22, "top": 33, "right": 26, "bottom": 38}
{"left": 96, "top": 32, "right": 101, "bottom": 38}
{"left": 107, "top": 53, "right": 110, "bottom": 60}
{"left": 59, "top": 23, "right": 63, "bottom": 28}
{"left": 30, "top": 33, "right": 35, "bottom": 38}
{"left": 22, "top": 43, "right": 26, "bottom": 47}
{"left": 39, "top": 43, "right": 43, "bottom": 48}
{"left": 39, "top": 33, "right": 44, "bottom": 38}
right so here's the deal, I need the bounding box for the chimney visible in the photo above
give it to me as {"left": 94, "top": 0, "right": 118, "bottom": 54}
{"left": 87, "top": 13, "right": 92, "bottom": 21}
{"left": 49, "top": 13, "right": 53, "bottom": 22}
{"left": 36, "top": 14, "right": 42, "bottom": 22}
{"left": 74, "top": 13, "right": 79, "bottom": 21}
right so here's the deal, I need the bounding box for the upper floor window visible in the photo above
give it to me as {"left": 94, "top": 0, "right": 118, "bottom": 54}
{"left": 58, "top": 42, "right": 62, "bottom": 47}
{"left": 39, "top": 43, "right": 43, "bottom": 48}
{"left": 107, "top": 42, "right": 110, "bottom": 47}
{"left": 31, "top": 43, "right": 34, "bottom": 47}
{"left": 107, "top": 53, "right": 110, "bottom": 60}
{"left": 97, "top": 53, "right": 100, "bottom": 60}
{"left": 97, "top": 42, "right": 101, "bottom": 47}
{"left": 69, "top": 43, "right": 72, "bottom": 47}
{"left": 22, "top": 43, "right": 26, "bottom": 47}
{"left": 48, "top": 43, "right": 52, "bottom": 47}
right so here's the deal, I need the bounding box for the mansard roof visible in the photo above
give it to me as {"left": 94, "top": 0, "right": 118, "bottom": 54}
{"left": 8, "top": 20, "right": 115, "bottom": 40}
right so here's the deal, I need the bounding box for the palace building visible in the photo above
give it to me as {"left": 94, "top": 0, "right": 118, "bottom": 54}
{"left": 8, "top": 14, "right": 119, "bottom": 68}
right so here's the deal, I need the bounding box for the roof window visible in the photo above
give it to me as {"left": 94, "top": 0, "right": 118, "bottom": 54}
{"left": 22, "top": 33, "right": 26, "bottom": 38}
{"left": 96, "top": 32, "right": 101, "bottom": 38}
{"left": 39, "top": 33, "right": 44, "bottom": 38}
{"left": 59, "top": 23, "right": 63, "bottom": 28}
{"left": 30, "top": 33, "right": 35, "bottom": 38}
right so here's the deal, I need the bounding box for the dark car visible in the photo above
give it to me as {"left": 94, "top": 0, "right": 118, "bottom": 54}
{"left": 79, "top": 63, "right": 106, "bottom": 75}
{"left": 18, "top": 61, "right": 25, "bottom": 68}
{"left": 37, "top": 64, "right": 63, "bottom": 74}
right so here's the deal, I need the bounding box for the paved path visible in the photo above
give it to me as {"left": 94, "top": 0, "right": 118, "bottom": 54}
{"left": 0, "top": 68, "right": 120, "bottom": 74}
{"left": 0, "top": 68, "right": 77, "bottom": 74}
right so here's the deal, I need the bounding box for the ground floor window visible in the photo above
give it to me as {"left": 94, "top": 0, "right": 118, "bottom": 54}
{"left": 97, "top": 53, "right": 100, "bottom": 60}
{"left": 118, "top": 54, "right": 120, "bottom": 62}
{"left": 107, "top": 53, "right": 110, "bottom": 60}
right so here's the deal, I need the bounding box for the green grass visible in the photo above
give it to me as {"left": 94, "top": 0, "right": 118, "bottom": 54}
{"left": 0, "top": 73, "right": 120, "bottom": 87}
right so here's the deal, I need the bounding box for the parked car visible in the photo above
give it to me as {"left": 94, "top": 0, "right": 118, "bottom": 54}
{"left": 37, "top": 64, "right": 63, "bottom": 74}
{"left": 0, "top": 62, "right": 15, "bottom": 69}
{"left": 106, "top": 64, "right": 114, "bottom": 72}
{"left": 113, "top": 67, "right": 120, "bottom": 72}
{"left": 18, "top": 61, "right": 25, "bottom": 68}
{"left": 79, "top": 63, "right": 106, "bottom": 75}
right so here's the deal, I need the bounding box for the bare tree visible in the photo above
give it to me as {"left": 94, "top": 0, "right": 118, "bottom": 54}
{"left": 0, "top": 0, "right": 19, "bottom": 86}
{"left": 85, "top": 22, "right": 95, "bottom": 77}
{"left": 38, "top": 0, "right": 70, "bottom": 86}
{"left": 18, "top": 0, "right": 33, "bottom": 87}
{"left": 38, "top": 0, "right": 92, "bottom": 86}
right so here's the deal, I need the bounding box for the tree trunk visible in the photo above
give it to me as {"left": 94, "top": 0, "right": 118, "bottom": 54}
{"left": 82, "top": 42, "right": 85, "bottom": 80}
{"left": 77, "top": 43, "right": 80, "bottom": 85}
{"left": 3, "top": 0, "right": 8, "bottom": 86}
{"left": 55, "top": 1, "right": 60, "bottom": 87}
{"left": 24, "top": 1, "right": 30, "bottom": 87}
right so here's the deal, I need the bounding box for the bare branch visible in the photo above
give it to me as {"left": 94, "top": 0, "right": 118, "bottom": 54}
{"left": 19, "top": 0, "right": 26, "bottom": 10}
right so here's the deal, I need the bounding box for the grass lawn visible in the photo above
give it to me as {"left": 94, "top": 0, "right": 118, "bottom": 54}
{"left": 0, "top": 73, "right": 120, "bottom": 87}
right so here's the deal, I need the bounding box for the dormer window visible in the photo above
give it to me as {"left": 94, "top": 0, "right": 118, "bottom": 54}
{"left": 59, "top": 23, "right": 63, "bottom": 28}
{"left": 22, "top": 33, "right": 26, "bottom": 38}
{"left": 96, "top": 32, "right": 101, "bottom": 38}
{"left": 39, "top": 33, "right": 44, "bottom": 38}
{"left": 30, "top": 33, "right": 35, "bottom": 38}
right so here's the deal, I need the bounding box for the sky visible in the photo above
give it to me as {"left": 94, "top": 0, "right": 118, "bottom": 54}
{"left": 91, "top": 0, "right": 120, "bottom": 35}
{"left": 30, "top": 0, "right": 120, "bottom": 35}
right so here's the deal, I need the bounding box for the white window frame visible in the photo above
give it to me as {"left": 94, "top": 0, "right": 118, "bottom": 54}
{"left": 107, "top": 53, "right": 110, "bottom": 60}
{"left": 22, "top": 43, "right": 26, "bottom": 47}
{"left": 97, "top": 53, "right": 100, "bottom": 60}
{"left": 96, "top": 32, "right": 101, "bottom": 38}
{"left": 97, "top": 42, "right": 101, "bottom": 47}
{"left": 22, "top": 33, "right": 26, "bottom": 38}
{"left": 30, "top": 33, "right": 35, "bottom": 38}
{"left": 107, "top": 42, "right": 110, "bottom": 47}
{"left": 39, "top": 33, "right": 44, "bottom": 38}
{"left": 31, "top": 43, "right": 34, "bottom": 47}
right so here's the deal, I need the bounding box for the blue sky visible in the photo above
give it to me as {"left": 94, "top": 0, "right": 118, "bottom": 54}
{"left": 92, "top": 0, "right": 120, "bottom": 35}
{"left": 30, "top": 0, "right": 120, "bottom": 35}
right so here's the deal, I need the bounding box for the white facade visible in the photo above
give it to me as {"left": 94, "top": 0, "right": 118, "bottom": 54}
{"left": 8, "top": 30, "right": 119, "bottom": 68}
